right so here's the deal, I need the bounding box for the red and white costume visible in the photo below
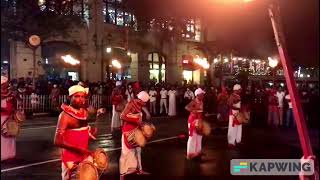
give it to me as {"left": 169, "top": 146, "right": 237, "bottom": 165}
{"left": 111, "top": 81, "right": 123, "bottom": 131}
{"left": 119, "top": 99, "right": 143, "bottom": 175}
{"left": 119, "top": 91, "right": 149, "bottom": 175}
{"left": 186, "top": 88, "right": 205, "bottom": 158}
{"left": 1, "top": 76, "right": 16, "bottom": 161}
{"left": 227, "top": 85, "right": 242, "bottom": 146}
{"left": 60, "top": 104, "right": 94, "bottom": 180}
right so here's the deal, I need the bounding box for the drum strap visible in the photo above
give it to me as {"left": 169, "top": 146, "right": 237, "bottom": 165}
{"left": 123, "top": 128, "right": 138, "bottom": 149}
{"left": 1, "top": 114, "right": 17, "bottom": 137}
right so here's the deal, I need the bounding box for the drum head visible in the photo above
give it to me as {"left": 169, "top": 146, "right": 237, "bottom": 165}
{"left": 6, "top": 120, "right": 20, "bottom": 137}
{"left": 14, "top": 110, "right": 26, "bottom": 123}
{"left": 194, "top": 120, "right": 203, "bottom": 132}
{"left": 93, "top": 149, "right": 109, "bottom": 171}
{"left": 134, "top": 129, "right": 146, "bottom": 147}
{"left": 77, "top": 161, "right": 98, "bottom": 180}
{"left": 236, "top": 113, "right": 245, "bottom": 123}
{"left": 141, "top": 123, "right": 155, "bottom": 138}
{"left": 201, "top": 121, "right": 211, "bottom": 136}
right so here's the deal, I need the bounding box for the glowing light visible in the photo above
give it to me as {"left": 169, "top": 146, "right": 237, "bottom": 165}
{"left": 238, "top": 57, "right": 243, "bottom": 61}
{"left": 214, "top": 58, "right": 219, "bottom": 63}
{"left": 106, "top": 47, "right": 112, "bottom": 53}
{"left": 127, "top": 51, "right": 131, "bottom": 56}
{"left": 194, "top": 56, "right": 210, "bottom": 69}
{"left": 307, "top": 74, "right": 310, "bottom": 78}
{"left": 183, "top": 60, "right": 189, "bottom": 64}
{"left": 3, "top": 60, "right": 8, "bottom": 64}
{"left": 268, "top": 57, "right": 278, "bottom": 68}
{"left": 61, "top": 55, "right": 80, "bottom": 65}
{"left": 299, "top": 74, "right": 304, "bottom": 78}
{"left": 224, "top": 58, "right": 229, "bottom": 63}
{"left": 232, "top": 57, "right": 237, "bottom": 61}
{"left": 280, "top": 83, "right": 284, "bottom": 87}
{"left": 111, "top": 59, "right": 122, "bottom": 69}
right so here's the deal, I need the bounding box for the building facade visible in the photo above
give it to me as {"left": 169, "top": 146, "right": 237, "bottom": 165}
{"left": 6, "top": 0, "right": 215, "bottom": 85}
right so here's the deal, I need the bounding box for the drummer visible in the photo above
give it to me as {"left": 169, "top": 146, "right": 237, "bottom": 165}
{"left": 185, "top": 88, "right": 205, "bottom": 160}
{"left": 227, "top": 84, "right": 242, "bottom": 148}
{"left": 54, "top": 85, "right": 98, "bottom": 180}
{"left": 119, "top": 91, "right": 150, "bottom": 178}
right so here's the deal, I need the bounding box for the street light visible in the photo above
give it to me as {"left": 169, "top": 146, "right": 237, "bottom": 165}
{"left": 106, "top": 47, "right": 112, "bottom": 53}
{"left": 268, "top": 57, "right": 278, "bottom": 85}
{"left": 28, "top": 35, "right": 41, "bottom": 90}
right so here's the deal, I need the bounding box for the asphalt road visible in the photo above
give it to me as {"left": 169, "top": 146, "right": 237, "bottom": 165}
{"left": 1, "top": 113, "right": 319, "bottom": 180}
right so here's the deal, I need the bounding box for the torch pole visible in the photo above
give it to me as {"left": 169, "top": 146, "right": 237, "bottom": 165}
{"left": 268, "top": 3, "right": 317, "bottom": 179}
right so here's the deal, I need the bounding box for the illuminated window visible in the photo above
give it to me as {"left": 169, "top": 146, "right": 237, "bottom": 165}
{"left": 148, "top": 53, "right": 166, "bottom": 83}
{"left": 182, "top": 18, "right": 201, "bottom": 41}
{"left": 103, "top": 0, "right": 137, "bottom": 29}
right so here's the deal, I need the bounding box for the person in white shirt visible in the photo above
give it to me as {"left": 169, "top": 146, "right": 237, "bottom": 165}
{"left": 276, "top": 87, "right": 285, "bottom": 126}
{"left": 149, "top": 87, "right": 157, "bottom": 115}
{"left": 285, "top": 93, "right": 295, "bottom": 127}
{"left": 125, "top": 84, "right": 135, "bottom": 102}
{"left": 159, "top": 87, "right": 168, "bottom": 115}
{"left": 168, "top": 87, "right": 177, "bottom": 116}
{"left": 184, "top": 88, "right": 195, "bottom": 101}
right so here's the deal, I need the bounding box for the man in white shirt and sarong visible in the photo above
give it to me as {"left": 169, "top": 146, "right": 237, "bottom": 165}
{"left": 168, "top": 87, "right": 177, "bottom": 116}
{"left": 159, "top": 87, "right": 168, "bottom": 115}
{"left": 227, "top": 84, "right": 242, "bottom": 148}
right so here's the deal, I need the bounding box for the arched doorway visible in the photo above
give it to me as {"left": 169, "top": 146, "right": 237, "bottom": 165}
{"left": 148, "top": 52, "right": 166, "bottom": 83}
{"left": 42, "top": 41, "right": 81, "bottom": 81}
{"left": 104, "top": 47, "right": 132, "bottom": 80}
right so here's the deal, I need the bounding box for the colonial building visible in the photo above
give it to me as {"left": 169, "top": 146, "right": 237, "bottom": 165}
{"left": 4, "top": 0, "right": 218, "bottom": 85}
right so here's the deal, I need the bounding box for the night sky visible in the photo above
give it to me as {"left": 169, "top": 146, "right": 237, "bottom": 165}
{"left": 128, "top": 0, "right": 319, "bottom": 66}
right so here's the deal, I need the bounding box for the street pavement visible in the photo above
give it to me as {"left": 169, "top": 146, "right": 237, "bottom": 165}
{"left": 1, "top": 113, "right": 319, "bottom": 180}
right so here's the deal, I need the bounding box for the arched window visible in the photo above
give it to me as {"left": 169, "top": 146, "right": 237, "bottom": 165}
{"left": 148, "top": 53, "right": 165, "bottom": 83}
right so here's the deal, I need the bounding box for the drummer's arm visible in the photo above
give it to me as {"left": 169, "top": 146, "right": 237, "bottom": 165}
{"left": 120, "top": 106, "right": 141, "bottom": 125}
{"left": 54, "top": 113, "right": 91, "bottom": 155}
{"left": 185, "top": 100, "right": 197, "bottom": 113}
{"left": 142, "top": 106, "right": 151, "bottom": 120}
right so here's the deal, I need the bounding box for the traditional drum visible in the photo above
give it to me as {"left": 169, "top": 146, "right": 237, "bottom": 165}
{"left": 194, "top": 119, "right": 203, "bottom": 134}
{"left": 1, "top": 116, "right": 20, "bottom": 137}
{"left": 93, "top": 148, "right": 109, "bottom": 171}
{"left": 14, "top": 110, "right": 26, "bottom": 123}
{"left": 76, "top": 161, "right": 99, "bottom": 180}
{"left": 140, "top": 123, "right": 156, "bottom": 139}
{"left": 125, "top": 128, "right": 146, "bottom": 147}
{"left": 236, "top": 111, "right": 250, "bottom": 124}
{"left": 201, "top": 121, "right": 211, "bottom": 136}
{"left": 194, "top": 119, "right": 211, "bottom": 136}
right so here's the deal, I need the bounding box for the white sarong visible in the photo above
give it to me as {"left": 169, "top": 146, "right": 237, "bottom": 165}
{"left": 1, "top": 115, "right": 16, "bottom": 161}
{"left": 119, "top": 135, "right": 142, "bottom": 175}
{"left": 187, "top": 123, "right": 202, "bottom": 156}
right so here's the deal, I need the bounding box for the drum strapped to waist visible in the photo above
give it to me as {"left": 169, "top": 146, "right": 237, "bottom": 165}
{"left": 124, "top": 127, "right": 146, "bottom": 148}
{"left": 76, "top": 161, "right": 99, "bottom": 180}
{"left": 1, "top": 116, "right": 20, "bottom": 137}
{"left": 194, "top": 119, "right": 211, "bottom": 136}
{"left": 140, "top": 122, "right": 156, "bottom": 139}
{"left": 14, "top": 110, "right": 26, "bottom": 123}
{"left": 235, "top": 111, "right": 250, "bottom": 124}
{"left": 93, "top": 148, "right": 109, "bottom": 171}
